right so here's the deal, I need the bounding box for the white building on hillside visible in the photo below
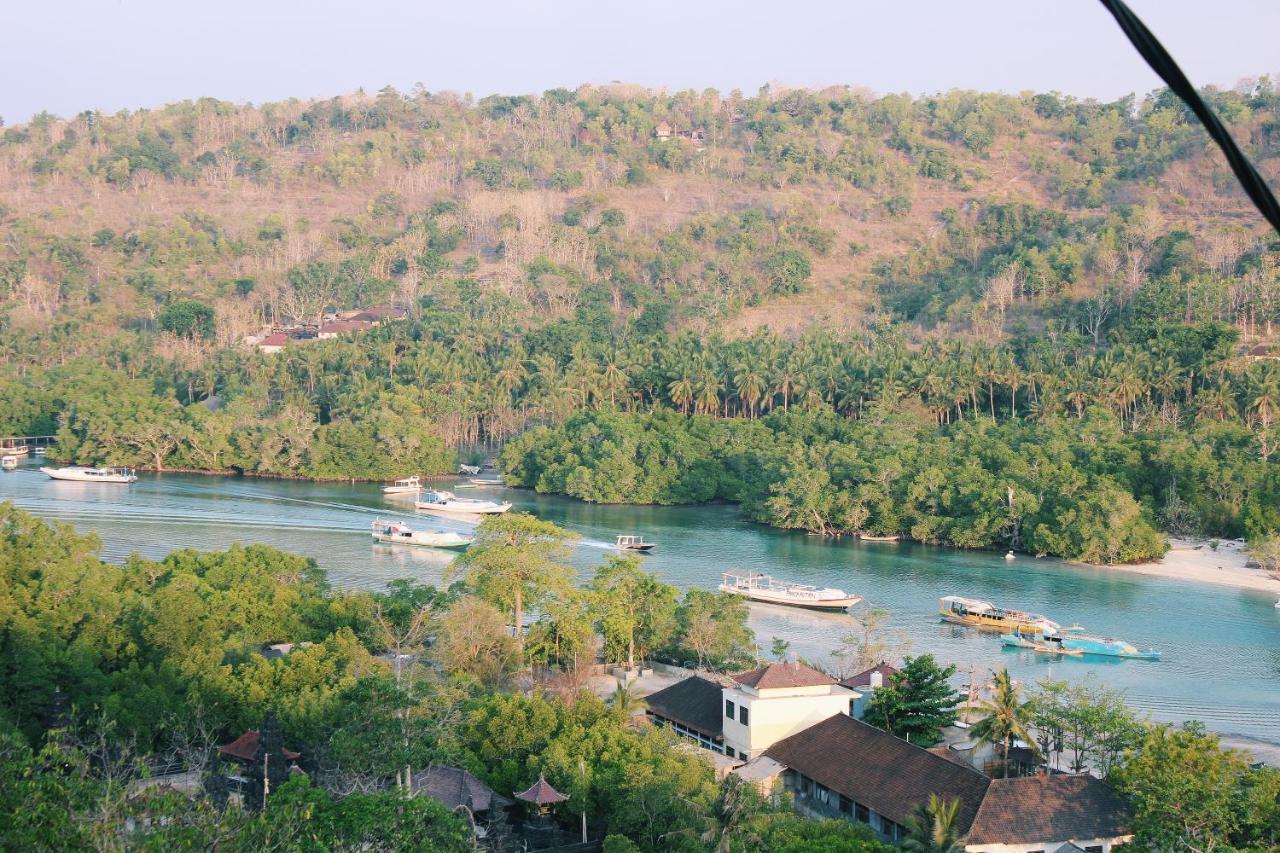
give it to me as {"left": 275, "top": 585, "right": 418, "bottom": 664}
{"left": 721, "top": 662, "right": 858, "bottom": 760}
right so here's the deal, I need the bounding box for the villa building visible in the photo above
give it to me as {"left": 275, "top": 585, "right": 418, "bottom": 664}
{"left": 645, "top": 667, "right": 1131, "bottom": 852}
{"left": 645, "top": 662, "right": 859, "bottom": 760}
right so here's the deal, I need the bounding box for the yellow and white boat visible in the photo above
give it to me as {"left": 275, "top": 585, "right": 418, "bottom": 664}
{"left": 938, "top": 596, "right": 1059, "bottom": 636}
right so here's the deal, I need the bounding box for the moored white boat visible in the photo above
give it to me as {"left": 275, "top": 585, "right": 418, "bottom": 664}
{"left": 469, "top": 477, "right": 503, "bottom": 486}
{"left": 370, "top": 519, "right": 473, "bottom": 550}
{"left": 382, "top": 476, "right": 422, "bottom": 495}
{"left": 1, "top": 444, "right": 30, "bottom": 457}
{"left": 40, "top": 465, "right": 138, "bottom": 484}
{"left": 415, "top": 489, "right": 511, "bottom": 516}
{"left": 1, "top": 455, "right": 17, "bottom": 471}
{"left": 859, "top": 533, "right": 900, "bottom": 542}
{"left": 718, "top": 570, "right": 861, "bottom": 611}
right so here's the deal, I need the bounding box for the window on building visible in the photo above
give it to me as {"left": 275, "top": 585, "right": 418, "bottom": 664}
{"left": 815, "top": 784, "right": 830, "bottom": 804}
{"left": 725, "top": 699, "right": 734, "bottom": 719}
{"left": 882, "top": 819, "right": 903, "bottom": 841}
{"left": 854, "top": 803, "right": 869, "bottom": 823}
{"left": 739, "top": 705, "right": 749, "bottom": 725}
{"left": 800, "top": 775, "right": 813, "bottom": 796}
{"left": 1084, "top": 847, "right": 1103, "bottom": 853}
{"left": 838, "top": 795, "right": 852, "bottom": 816}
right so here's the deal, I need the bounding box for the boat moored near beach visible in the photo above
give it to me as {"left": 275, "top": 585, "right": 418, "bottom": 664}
{"left": 859, "top": 533, "right": 900, "bottom": 542}
{"left": 40, "top": 465, "right": 138, "bottom": 483}
{"left": 719, "top": 570, "right": 862, "bottom": 611}
{"left": 939, "top": 596, "right": 1060, "bottom": 636}
{"left": 370, "top": 519, "right": 473, "bottom": 550}
{"left": 415, "top": 489, "right": 512, "bottom": 516}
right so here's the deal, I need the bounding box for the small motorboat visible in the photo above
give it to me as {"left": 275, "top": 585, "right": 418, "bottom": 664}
{"left": 370, "top": 519, "right": 472, "bottom": 550}
{"left": 860, "top": 533, "right": 900, "bottom": 542}
{"left": 1004, "top": 551, "right": 1016, "bottom": 560}
{"left": 382, "top": 476, "right": 422, "bottom": 495}
{"left": 719, "top": 570, "right": 861, "bottom": 611}
{"left": 1, "top": 455, "right": 17, "bottom": 471}
{"left": 1, "top": 444, "right": 30, "bottom": 457}
{"left": 40, "top": 465, "right": 138, "bottom": 483}
{"left": 615, "top": 535, "right": 655, "bottom": 553}
{"left": 458, "top": 464, "right": 481, "bottom": 476}
{"left": 415, "top": 489, "right": 511, "bottom": 516}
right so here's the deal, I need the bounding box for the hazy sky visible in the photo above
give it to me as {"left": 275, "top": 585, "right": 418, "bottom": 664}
{"left": 3, "top": 1, "right": 1278, "bottom": 123}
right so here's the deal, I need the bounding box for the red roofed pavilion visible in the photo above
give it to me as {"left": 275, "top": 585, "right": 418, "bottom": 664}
{"left": 515, "top": 774, "right": 569, "bottom": 815}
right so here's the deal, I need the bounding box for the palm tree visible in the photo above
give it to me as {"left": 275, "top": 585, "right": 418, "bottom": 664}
{"left": 668, "top": 375, "right": 695, "bottom": 415}
{"left": 903, "top": 794, "right": 965, "bottom": 853}
{"left": 969, "top": 669, "right": 1038, "bottom": 778}
{"left": 609, "top": 680, "right": 644, "bottom": 720}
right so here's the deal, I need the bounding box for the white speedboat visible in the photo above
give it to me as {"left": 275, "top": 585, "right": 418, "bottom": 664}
{"left": 370, "top": 519, "right": 472, "bottom": 550}
{"left": 41, "top": 465, "right": 138, "bottom": 483}
{"left": 415, "top": 489, "right": 511, "bottom": 516}
{"left": 718, "top": 570, "right": 862, "bottom": 611}
{"left": 1, "top": 455, "right": 17, "bottom": 471}
{"left": 382, "top": 476, "right": 422, "bottom": 495}
{"left": 616, "top": 535, "right": 656, "bottom": 553}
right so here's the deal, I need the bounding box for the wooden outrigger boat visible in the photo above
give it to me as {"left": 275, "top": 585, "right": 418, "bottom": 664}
{"left": 939, "top": 596, "right": 1060, "bottom": 636}
{"left": 1001, "top": 627, "right": 1083, "bottom": 656}
{"left": 719, "top": 570, "right": 862, "bottom": 611}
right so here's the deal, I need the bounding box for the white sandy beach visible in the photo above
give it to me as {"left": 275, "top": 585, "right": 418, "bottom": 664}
{"left": 1104, "top": 537, "right": 1280, "bottom": 594}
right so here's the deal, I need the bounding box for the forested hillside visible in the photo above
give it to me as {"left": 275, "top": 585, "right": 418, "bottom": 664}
{"left": 3, "top": 81, "right": 1280, "bottom": 561}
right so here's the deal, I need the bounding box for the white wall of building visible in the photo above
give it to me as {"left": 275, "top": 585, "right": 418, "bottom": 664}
{"left": 965, "top": 837, "right": 1130, "bottom": 853}
{"left": 721, "top": 684, "right": 855, "bottom": 759}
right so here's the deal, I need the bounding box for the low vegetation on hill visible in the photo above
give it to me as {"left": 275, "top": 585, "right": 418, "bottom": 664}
{"left": 3, "top": 81, "right": 1280, "bottom": 559}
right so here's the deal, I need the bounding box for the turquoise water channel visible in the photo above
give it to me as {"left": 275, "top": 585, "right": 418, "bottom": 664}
{"left": 3, "top": 463, "right": 1278, "bottom": 742}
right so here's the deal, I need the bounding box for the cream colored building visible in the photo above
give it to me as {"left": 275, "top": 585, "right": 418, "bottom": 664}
{"left": 720, "top": 662, "right": 858, "bottom": 760}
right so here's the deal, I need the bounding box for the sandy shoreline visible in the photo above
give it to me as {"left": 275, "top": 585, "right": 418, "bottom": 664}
{"left": 1092, "top": 537, "right": 1280, "bottom": 594}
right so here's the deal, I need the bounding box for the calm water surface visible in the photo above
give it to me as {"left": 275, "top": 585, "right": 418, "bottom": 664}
{"left": 3, "top": 462, "right": 1278, "bottom": 742}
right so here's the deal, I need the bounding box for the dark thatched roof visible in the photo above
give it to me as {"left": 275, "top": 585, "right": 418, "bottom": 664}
{"left": 412, "top": 765, "right": 511, "bottom": 814}
{"left": 764, "top": 714, "right": 991, "bottom": 831}
{"left": 966, "top": 775, "right": 1131, "bottom": 845}
{"left": 644, "top": 676, "right": 724, "bottom": 738}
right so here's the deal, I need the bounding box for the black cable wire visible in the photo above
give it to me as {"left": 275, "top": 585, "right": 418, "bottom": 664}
{"left": 1098, "top": 0, "right": 1280, "bottom": 237}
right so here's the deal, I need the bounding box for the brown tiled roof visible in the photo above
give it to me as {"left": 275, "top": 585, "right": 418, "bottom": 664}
{"left": 966, "top": 775, "right": 1131, "bottom": 846}
{"left": 733, "top": 661, "right": 835, "bottom": 690}
{"left": 259, "top": 333, "right": 288, "bottom": 346}
{"left": 218, "top": 730, "right": 301, "bottom": 762}
{"left": 839, "top": 662, "right": 899, "bottom": 689}
{"left": 413, "top": 765, "right": 511, "bottom": 813}
{"left": 764, "top": 715, "right": 990, "bottom": 831}
{"left": 644, "top": 676, "right": 724, "bottom": 738}
{"left": 515, "top": 774, "right": 569, "bottom": 805}
{"left": 320, "top": 320, "right": 374, "bottom": 334}
{"left": 927, "top": 745, "right": 978, "bottom": 769}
